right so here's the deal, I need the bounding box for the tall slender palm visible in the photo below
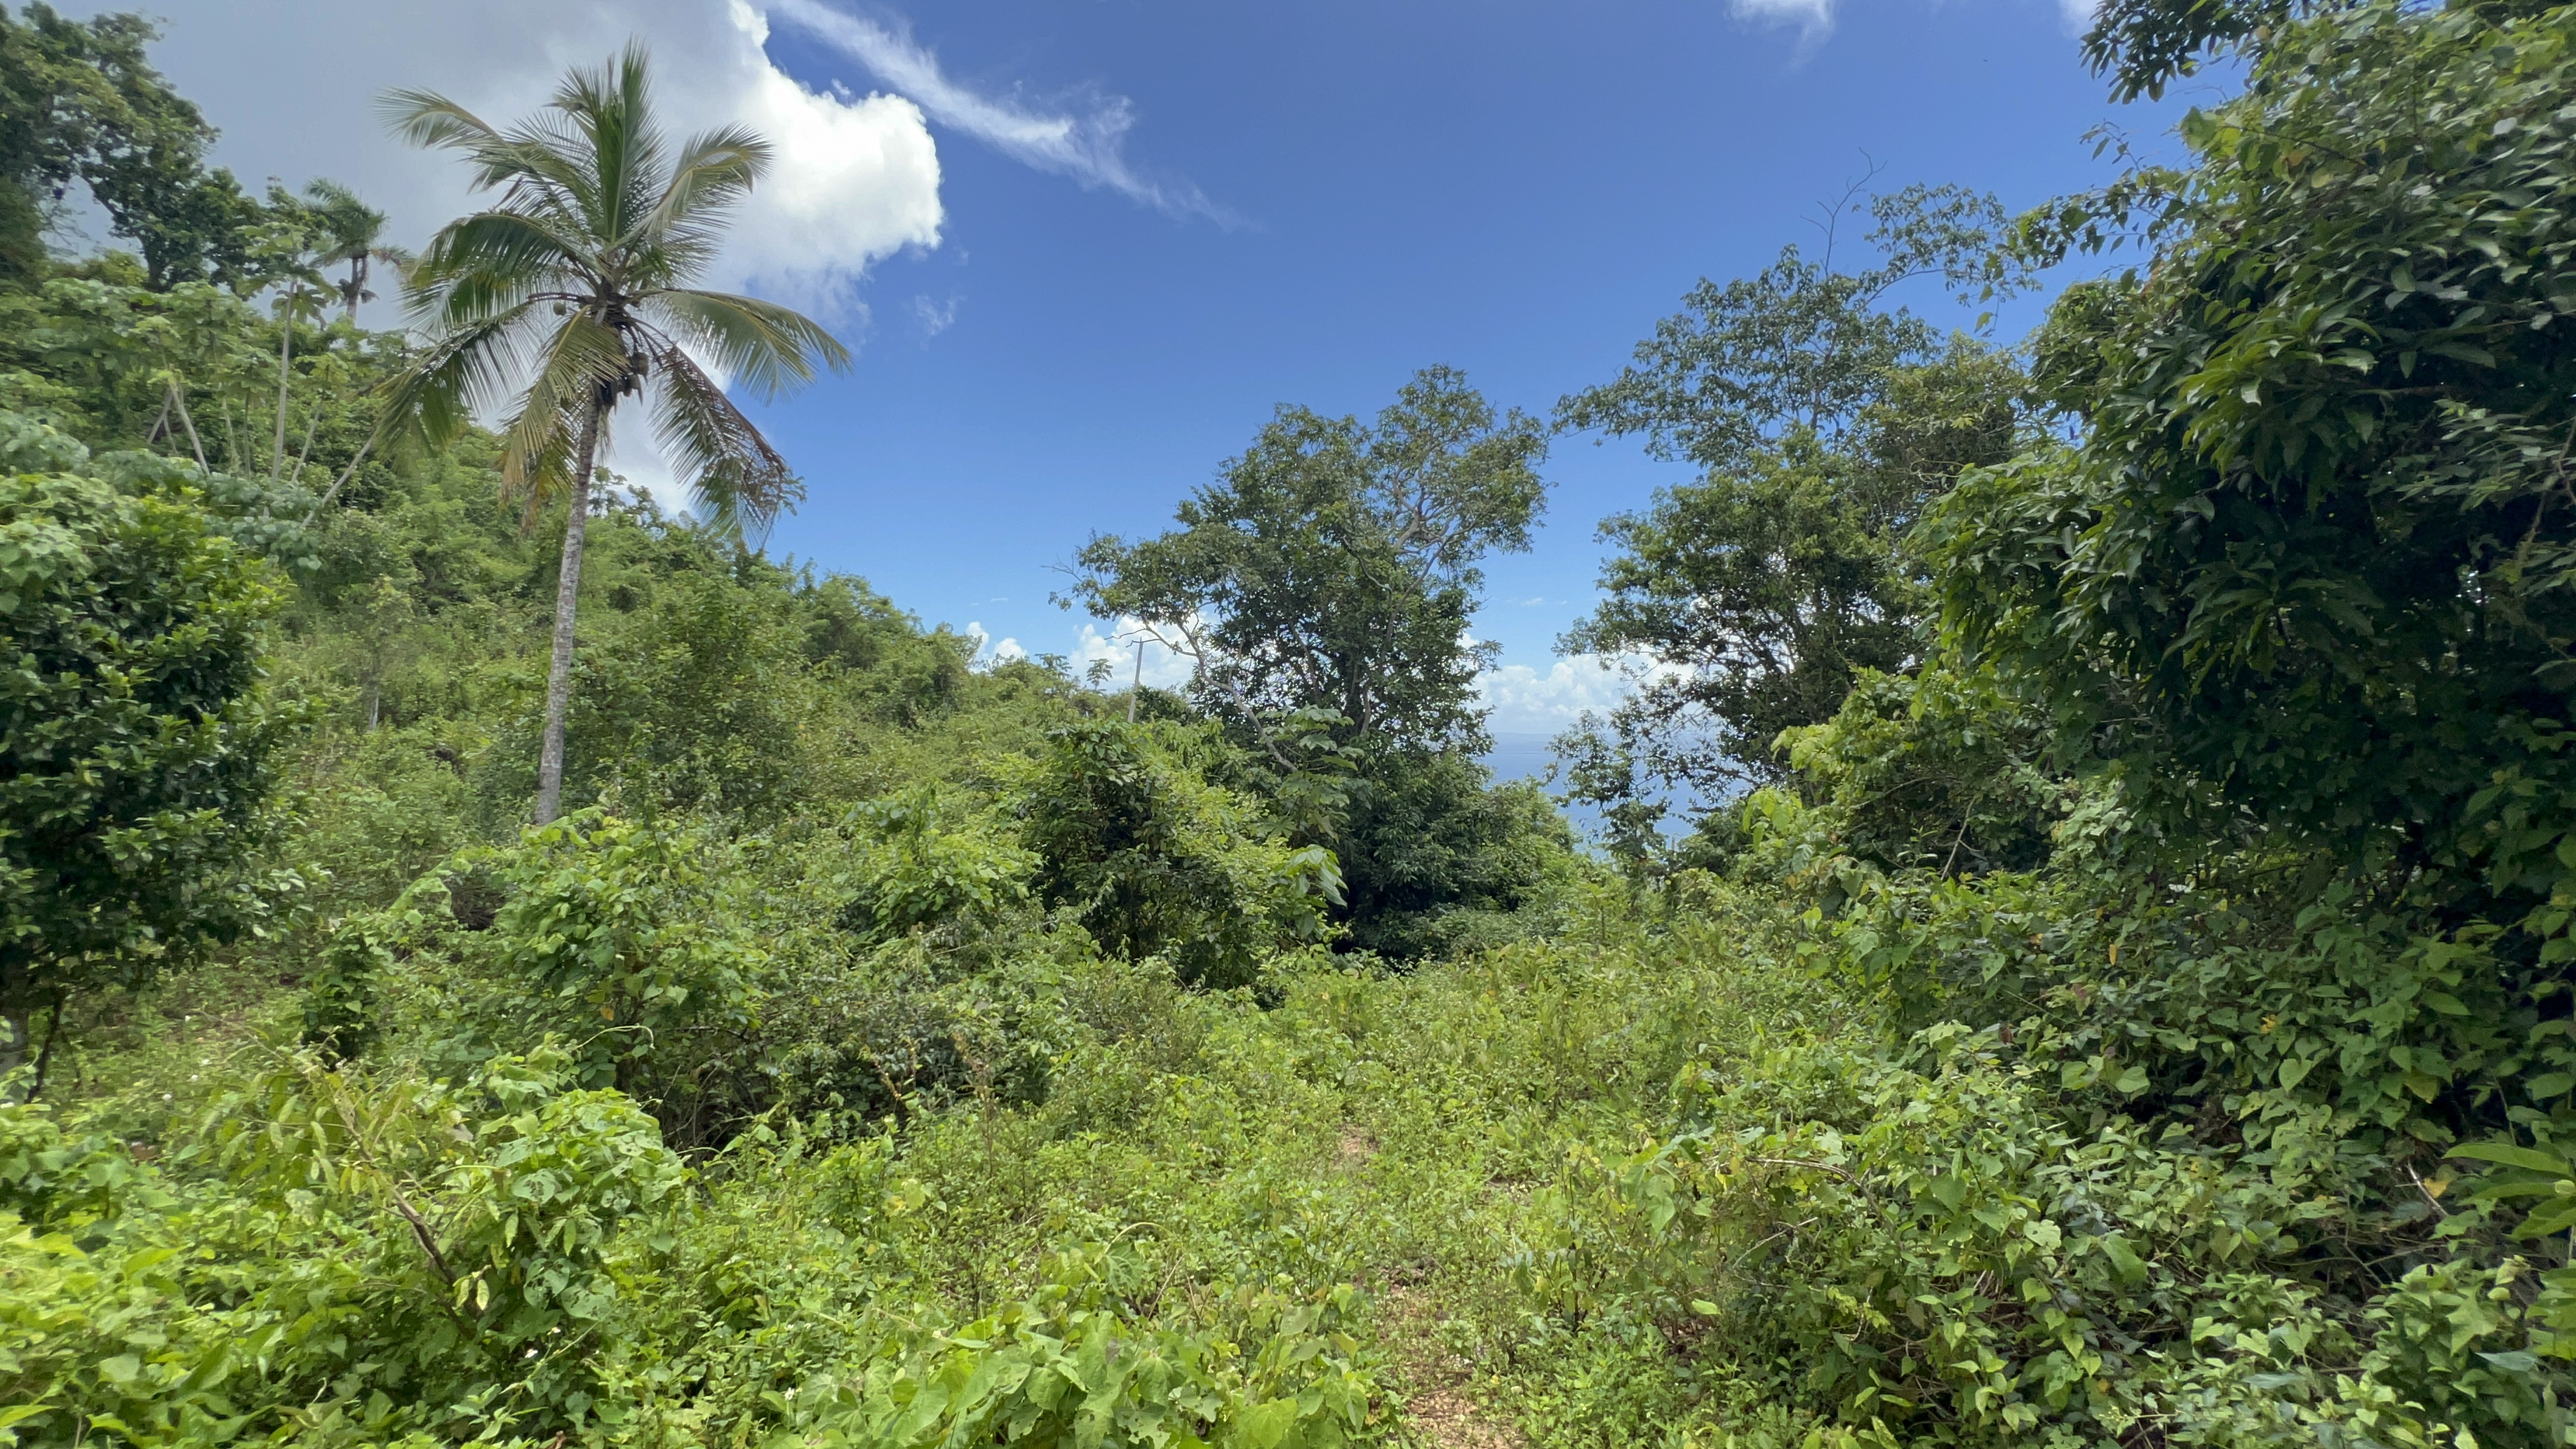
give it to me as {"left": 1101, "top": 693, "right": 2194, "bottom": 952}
{"left": 304, "top": 179, "right": 412, "bottom": 323}
{"left": 381, "top": 44, "right": 850, "bottom": 825}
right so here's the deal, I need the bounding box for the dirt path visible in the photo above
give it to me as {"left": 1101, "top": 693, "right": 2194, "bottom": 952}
{"left": 1381, "top": 1284, "right": 1520, "bottom": 1449}
{"left": 1336, "top": 1123, "right": 1522, "bottom": 1449}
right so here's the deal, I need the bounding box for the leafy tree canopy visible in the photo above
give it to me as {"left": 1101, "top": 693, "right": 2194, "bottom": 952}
{"left": 1069, "top": 365, "right": 1545, "bottom": 760}
{"left": 0, "top": 411, "right": 288, "bottom": 1071}
{"left": 1556, "top": 187, "right": 2034, "bottom": 823}
{"left": 0, "top": 4, "right": 265, "bottom": 289}
{"left": 1934, "top": 0, "right": 2576, "bottom": 919}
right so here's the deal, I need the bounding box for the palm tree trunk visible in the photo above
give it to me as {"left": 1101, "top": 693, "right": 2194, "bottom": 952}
{"left": 270, "top": 287, "right": 296, "bottom": 483}
{"left": 534, "top": 405, "right": 603, "bottom": 825}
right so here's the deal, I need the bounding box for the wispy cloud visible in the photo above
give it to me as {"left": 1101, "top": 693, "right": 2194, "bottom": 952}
{"left": 911, "top": 293, "right": 960, "bottom": 338}
{"left": 1728, "top": 0, "right": 2098, "bottom": 43}
{"left": 765, "top": 0, "right": 1237, "bottom": 224}
{"left": 1729, "top": 0, "right": 1837, "bottom": 36}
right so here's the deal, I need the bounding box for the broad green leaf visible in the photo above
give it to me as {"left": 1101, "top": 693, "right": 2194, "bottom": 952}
{"left": 1231, "top": 1397, "right": 1300, "bottom": 1449}
{"left": 2448, "top": 1141, "right": 2574, "bottom": 1175}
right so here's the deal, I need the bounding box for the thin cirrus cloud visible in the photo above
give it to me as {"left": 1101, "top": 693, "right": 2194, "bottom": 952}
{"left": 911, "top": 295, "right": 962, "bottom": 339}
{"left": 765, "top": 0, "right": 1240, "bottom": 226}
{"left": 1726, "top": 0, "right": 2100, "bottom": 43}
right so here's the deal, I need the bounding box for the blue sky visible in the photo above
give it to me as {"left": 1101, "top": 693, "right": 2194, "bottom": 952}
{"left": 109, "top": 0, "right": 2211, "bottom": 743}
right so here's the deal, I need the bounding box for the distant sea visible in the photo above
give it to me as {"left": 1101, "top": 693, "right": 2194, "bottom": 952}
{"left": 1482, "top": 730, "right": 1560, "bottom": 787}
{"left": 1482, "top": 730, "right": 1616, "bottom": 840}
{"left": 1483, "top": 729, "right": 1709, "bottom": 846}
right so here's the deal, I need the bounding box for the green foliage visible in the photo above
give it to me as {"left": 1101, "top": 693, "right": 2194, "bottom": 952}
{"left": 1559, "top": 191, "right": 2032, "bottom": 804}
{"left": 0, "top": 1043, "right": 687, "bottom": 1448}
{"left": 1559, "top": 185, "right": 2022, "bottom": 476}
{"left": 1942, "top": 0, "right": 2576, "bottom": 907}
{"left": 1069, "top": 368, "right": 1576, "bottom": 954}
{"left": 0, "top": 415, "right": 289, "bottom": 1053}
{"left": 476, "top": 815, "right": 765, "bottom": 1095}
{"left": 1017, "top": 719, "right": 1342, "bottom": 989}
{"left": 838, "top": 789, "right": 1036, "bottom": 942}
{"left": 1071, "top": 365, "right": 1544, "bottom": 756}
{"left": 770, "top": 1247, "right": 1376, "bottom": 1449}
{"left": 1556, "top": 1027, "right": 2569, "bottom": 1447}
{"left": 0, "top": 5, "right": 265, "bottom": 290}
{"left": 383, "top": 43, "right": 850, "bottom": 827}
{"left": 557, "top": 567, "right": 821, "bottom": 820}
{"left": 1330, "top": 750, "right": 1576, "bottom": 959}
{"left": 36, "top": 3, "right": 2576, "bottom": 1445}
{"left": 1765, "top": 663, "right": 2063, "bottom": 879}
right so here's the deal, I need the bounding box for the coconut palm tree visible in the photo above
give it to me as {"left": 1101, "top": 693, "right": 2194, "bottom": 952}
{"left": 303, "top": 178, "right": 412, "bottom": 324}
{"left": 380, "top": 43, "right": 850, "bottom": 824}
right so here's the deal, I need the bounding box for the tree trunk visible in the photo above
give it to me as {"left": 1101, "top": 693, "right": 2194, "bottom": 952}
{"left": 301, "top": 433, "right": 375, "bottom": 524}
{"left": 534, "top": 405, "right": 603, "bottom": 825}
{"left": 173, "top": 382, "right": 208, "bottom": 474}
{"left": 289, "top": 406, "right": 322, "bottom": 489}
{"left": 0, "top": 1006, "right": 29, "bottom": 1099}
{"left": 271, "top": 286, "right": 296, "bottom": 483}
{"left": 29, "top": 990, "right": 62, "bottom": 1099}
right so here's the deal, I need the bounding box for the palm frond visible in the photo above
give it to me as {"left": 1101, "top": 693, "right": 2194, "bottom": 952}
{"left": 641, "top": 332, "right": 800, "bottom": 541}
{"left": 378, "top": 88, "right": 499, "bottom": 153}
{"left": 407, "top": 211, "right": 594, "bottom": 326}
{"left": 551, "top": 43, "right": 665, "bottom": 266}
{"left": 645, "top": 289, "right": 850, "bottom": 400}
{"left": 633, "top": 231, "right": 725, "bottom": 295}
{"left": 626, "top": 126, "right": 769, "bottom": 254}
{"left": 384, "top": 44, "right": 841, "bottom": 553}
{"left": 302, "top": 178, "right": 387, "bottom": 267}
{"left": 374, "top": 304, "right": 548, "bottom": 453}
{"left": 497, "top": 313, "right": 629, "bottom": 519}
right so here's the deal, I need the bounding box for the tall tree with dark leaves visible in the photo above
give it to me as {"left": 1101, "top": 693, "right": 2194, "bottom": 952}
{"left": 1555, "top": 186, "right": 2032, "bottom": 819}
{"left": 1933, "top": 0, "right": 2576, "bottom": 927}
{"left": 1073, "top": 365, "right": 1547, "bottom": 762}
{"left": 0, "top": 4, "right": 258, "bottom": 288}
{"left": 0, "top": 415, "right": 289, "bottom": 1093}
{"left": 1071, "top": 366, "right": 1559, "bottom": 954}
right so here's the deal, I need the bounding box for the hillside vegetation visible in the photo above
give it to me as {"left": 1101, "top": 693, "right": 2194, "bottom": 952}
{"left": 8, "top": 0, "right": 2576, "bottom": 1445}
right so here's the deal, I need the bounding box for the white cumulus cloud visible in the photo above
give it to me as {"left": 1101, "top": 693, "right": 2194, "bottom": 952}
{"left": 1054, "top": 623, "right": 1670, "bottom": 736}
{"left": 1073, "top": 617, "right": 1200, "bottom": 690}
{"left": 95, "top": 0, "right": 944, "bottom": 317}
{"left": 1473, "top": 652, "right": 1686, "bottom": 736}
{"left": 1475, "top": 656, "right": 1626, "bottom": 736}
{"left": 965, "top": 621, "right": 1026, "bottom": 668}
{"left": 714, "top": 1, "right": 944, "bottom": 314}
{"left": 90, "top": 0, "right": 951, "bottom": 504}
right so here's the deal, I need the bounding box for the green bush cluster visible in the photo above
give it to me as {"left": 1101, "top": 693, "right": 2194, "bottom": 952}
{"left": 0, "top": 1037, "right": 1382, "bottom": 1449}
